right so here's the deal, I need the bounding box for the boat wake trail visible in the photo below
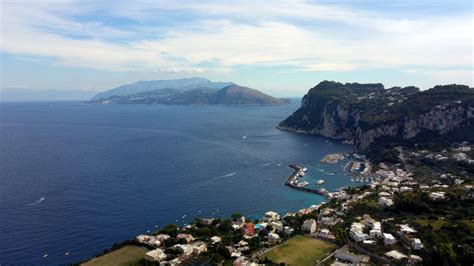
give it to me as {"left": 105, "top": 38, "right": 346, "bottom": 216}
{"left": 28, "top": 197, "right": 45, "bottom": 206}
{"left": 213, "top": 172, "right": 237, "bottom": 180}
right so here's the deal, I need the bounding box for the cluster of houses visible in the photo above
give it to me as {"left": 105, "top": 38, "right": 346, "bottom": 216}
{"left": 136, "top": 233, "right": 209, "bottom": 265}
{"left": 411, "top": 144, "right": 474, "bottom": 164}
{"left": 134, "top": 210, "right": 303, "bottom": 265}
{"left": 346, "top": 215, "right": 424, "bottom": 263}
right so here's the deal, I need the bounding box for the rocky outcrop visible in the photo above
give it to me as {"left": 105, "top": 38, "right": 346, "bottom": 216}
{"left": 279, "top": 81, "right": 474, "bottom": 151}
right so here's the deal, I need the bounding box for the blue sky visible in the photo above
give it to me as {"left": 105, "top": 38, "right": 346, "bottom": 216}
{"left": 0, "top": 0, "right": 472, "bottom": 97}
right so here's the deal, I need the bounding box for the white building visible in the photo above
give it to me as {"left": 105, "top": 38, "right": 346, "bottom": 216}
{"left": 192, "top": 241, "right": 208, "bottom": 255}
{"left": 174, "top": 244, "right": 193, "bottom": 255}
{"left": 350, "top": 222, "right": 368, "bottom": 242}
{"left": 429, "top": 191, "right": 446, "bottom": 200}
{"left": 210, "top": 236, "right": 222, "bottom": 244}
{"left": 156, "top": 234, "right": 170, "bottom": 242}
{"left": 284, "top": 226, "right": 294, "bottom": 235}
{"left": 400, "top": 186, "right": 413, "bottom": 193}
{"left": 385, "top": 250, "right": 407, "bottom": 260}
{"left": 411, "top": 238, "right": 424, "bottom": 250}
{"left": 320, "top": 216, "right": 334, "bottom": 225}
{"left": 136, "top": 235, "right": 149, "bottom": 243}
{"left": 350, "top": 229, "right": 369, "bottom": 242}
{"left": 270, "top": 221, "right": 284, "bottom": 232}
{"left": 144, "top": 248, "right": 167, "bottom": 262}
{"left": 268, "top": 232, "right": 280, "bottom": 244}
{"left": 398, "top": 224, "right": 417, "bottom": 234}
{"left": 383, "top": 233, "right": 397, "bottom": 245}
{"left": 302, "top": 219, "right": 317, "bottom": 234}
{"left": 370, "top": 228, "right": 382, "bottom": 238}
{"left": 176, "top": 233, "right": 194, "bottom": 243}
{"left": 350, "top": 230, "right": 369, "bottom": 242}
{"left": 263, "top": 211, "right": 280, "bottom": 222}
{"left": 379, "top": 197, "right": 394, "bottom": 207}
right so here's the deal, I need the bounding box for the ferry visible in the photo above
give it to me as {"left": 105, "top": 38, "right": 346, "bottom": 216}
{"left": 316, "top": 179, "right": 325, "bottom": 186}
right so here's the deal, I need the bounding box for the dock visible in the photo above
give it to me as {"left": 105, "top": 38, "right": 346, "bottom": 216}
{"left": 284, "top": 165, "right": 328, "bottom": 197}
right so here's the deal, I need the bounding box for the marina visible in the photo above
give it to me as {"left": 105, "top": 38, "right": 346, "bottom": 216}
{"left": 284, "top": 165, "right": 329, "bottom": 196}
{"left": 284, "top": 152, "right": 374, "bottom": 197}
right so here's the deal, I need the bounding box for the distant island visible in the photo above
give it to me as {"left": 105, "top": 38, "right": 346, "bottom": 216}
{"left": 90, "top": 77, "right": 290, "bottom": 106}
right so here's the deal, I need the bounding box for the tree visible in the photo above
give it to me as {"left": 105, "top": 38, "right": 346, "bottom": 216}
{"left": 160, "top": 224, "right": 178, "bottom": 237}
{"left": 231, "top": 212, "right": 242, "bottom": 221}
{"left": 216, "top": 244, "right": 231, "bottom": 259}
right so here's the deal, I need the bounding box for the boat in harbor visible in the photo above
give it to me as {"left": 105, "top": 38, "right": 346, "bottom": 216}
{"left": 316, "top": 179, "right": 325, "bottom": 186}
{"left": 297, "top": 181, "right": 309, "bottom": 187}
{"left": 318, "top": 188, "right": 328, "bottom": 194}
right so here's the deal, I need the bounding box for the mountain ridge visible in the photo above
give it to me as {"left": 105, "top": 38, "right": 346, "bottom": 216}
{"left": 91, "top": 84, "right": 290, "bottom": 106}
{"left": 279, "top": 81, "right": 474, "bottom": 155}
{"left": 91, "top": 77, "right": 234, "bottom": 100}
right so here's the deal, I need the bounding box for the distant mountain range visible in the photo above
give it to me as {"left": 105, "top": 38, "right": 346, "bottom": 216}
{"left": 91, "top": 77, "right": 234, "bottom": 100}
{"left": 91, "top": 78, "right": 289, "bottom": 106}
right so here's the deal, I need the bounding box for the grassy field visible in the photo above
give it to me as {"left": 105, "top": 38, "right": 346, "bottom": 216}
{"left": 81, "top": 245, "right": 149, "bottom": 266}
{"left": 260, "top": 235, "right": 336, "bottom": 265}
{"left": 415, "top": 218, "right": 446, "bottom": 230}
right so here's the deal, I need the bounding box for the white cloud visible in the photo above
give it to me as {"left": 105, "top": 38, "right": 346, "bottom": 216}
{"left": 0, "top": 0, "right": 472, "bottom": 85}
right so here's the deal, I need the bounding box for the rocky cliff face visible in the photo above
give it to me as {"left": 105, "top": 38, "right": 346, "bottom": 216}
{"left": 354, "top": 105, "right": 473, "bottom": 150}
{"left": 279, "top": 81, "right": 474, "bottom": 151}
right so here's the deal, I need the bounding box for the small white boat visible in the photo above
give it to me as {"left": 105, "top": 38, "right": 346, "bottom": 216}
{"left": 43, "top": 254, "right": 48, "bottom": 258}
{"left": 316, "top": 179, "right": 325, "bottom": 186}
{"left": 297, "top": 181, "right": 309, "bottom": 187}
{"left": 318, "top": 188, "right": 328, "bottom": 194}
{"left": 65, "top": 252, "right": 70, "bottom": 256}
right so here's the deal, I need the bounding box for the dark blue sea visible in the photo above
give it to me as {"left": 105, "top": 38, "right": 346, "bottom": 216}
{"left": 0, "top": 101, "right": 353, "bottom": 265}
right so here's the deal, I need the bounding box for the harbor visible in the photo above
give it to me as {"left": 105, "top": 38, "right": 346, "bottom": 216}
{"left": 284, "top": 153, "right": 374, "bottom": 197}
{"left": 284, "top": 165, "right": 329, "bottom": 196}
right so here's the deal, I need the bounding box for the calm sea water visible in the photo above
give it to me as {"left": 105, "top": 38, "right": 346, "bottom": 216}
{"left": 0, "top": 101, "right": 353, "bottom": 265}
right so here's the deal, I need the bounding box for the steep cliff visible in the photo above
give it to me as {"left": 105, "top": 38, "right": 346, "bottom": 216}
{"left": 279, "top": 81, "right": 474, "bottom": 151}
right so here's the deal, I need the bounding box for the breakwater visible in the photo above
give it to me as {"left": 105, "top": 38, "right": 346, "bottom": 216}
{"left": 284, "top": 165, "right": 328, "bottom": 196}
